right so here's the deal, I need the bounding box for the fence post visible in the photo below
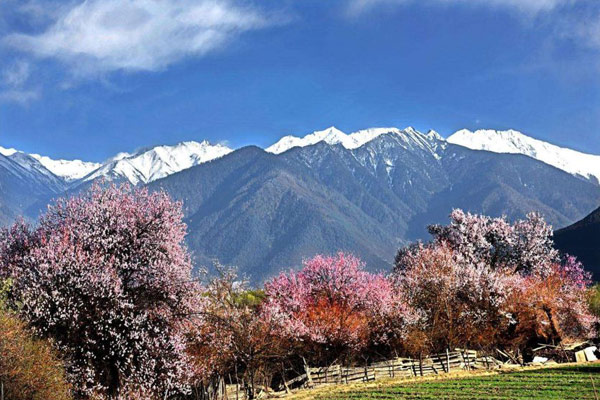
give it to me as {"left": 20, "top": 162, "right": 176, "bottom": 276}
{"left": 281, "top": 365, "right": 290, "bottom": 394}
{"left": 435, "top": 353, "right": 444, "bottom": 374}
{"left": 303, "top": 357, "right": 314, "bottom": 387}
{"left": 446, "top": 349, "right": 450, "bottom": 373}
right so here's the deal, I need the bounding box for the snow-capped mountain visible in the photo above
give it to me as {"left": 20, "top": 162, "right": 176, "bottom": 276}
{"left": 447, "top": 129, "right": 600, "bottom": 185}
{"left": 0, "top": 140, "right": 233, "bottom": 187}
{"left": 266, "top": 126, "right": 443, "bottom": 154}
{"left": 0, "top": 146, "right": 100, "bottom": 182}
{"left": 0, "top": 149, "right": 66, "bottom": 193}
{"left": 82, "top": 140, "right": 233, "bottom": 185}
{"left": 29, "top": 154, "right": 100, "bottom": 181}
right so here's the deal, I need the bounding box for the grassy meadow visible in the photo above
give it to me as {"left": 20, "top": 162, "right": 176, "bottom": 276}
{"left": 286, "top": 363, "right": 600, "bottom": 400}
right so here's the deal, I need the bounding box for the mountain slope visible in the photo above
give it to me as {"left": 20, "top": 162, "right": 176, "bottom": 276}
{"left": 148, "top": 131, "right": 600, "bottom": 282}
{"left": 149, "top": 146, "right": 398, "bottom": 280}
{"left": 554, "top": 206, "right": 600, "bottom": 279}
{"left": 447, "top": 129, "right": 600, "bottom": 184}
{"left": 0, "top": 153, "right": 66, "bottom": 225}
{"left": 406, "top": 144, "right": 600, "bottom": 238}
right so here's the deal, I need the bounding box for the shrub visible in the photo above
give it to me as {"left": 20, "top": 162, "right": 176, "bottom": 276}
{"left": 588, "top": 283, "right": 600, "bottom": 319}
{"left": 0, "top": 283, "right": 71, "bottom": 400}
{"left": 588, "top": 283, "right": 600, "bottom": 338}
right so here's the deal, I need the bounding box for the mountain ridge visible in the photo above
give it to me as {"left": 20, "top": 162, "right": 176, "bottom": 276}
{"left": 2, "top": 126, "right": 598, "bottom": 188}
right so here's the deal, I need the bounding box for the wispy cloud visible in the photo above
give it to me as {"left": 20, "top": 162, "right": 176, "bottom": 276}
{"left": 345, "top": 0, "right": 600, "bottom": 67}
{"left": 0, "top": 88, "right": 40, "bottom": 105}
{"left": 4, "top": 0, "right": 281, "bottom": 76}
{"left": 346, "top": 0, "right": 574, "bottom": 16}
{"left": 0, "top": 60, "right": 40, "bottom": 105}
{"left": 556, "top": 6, "right": 600, "bottom": 51}
{"left": 2, "top": 60, "right": 30, "bottom": 87}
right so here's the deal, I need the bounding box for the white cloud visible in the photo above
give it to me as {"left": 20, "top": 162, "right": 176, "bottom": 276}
{"left": 5, "top": 0, "right": 278, "bottom": 75}
{"left": 347, "top": 0, "right": 574, "bottom": 16}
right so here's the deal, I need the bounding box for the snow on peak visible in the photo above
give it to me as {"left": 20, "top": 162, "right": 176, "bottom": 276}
{"left": 0, "top": 145, "right": 99, "bottom": 182}
{"left": 29, "top": 154, "right": 101, "bottom": 181}
{"left": 308, "top": 126, "right": 347, "bottom": 143}
{"left": 266, "top": 126, "right": 349, "bottom": 154}
{"left": 425, "top": 130, "right": 443, "bottom": 141}
{"left": 108, "top": 152, "right": 134, "bottom": 162}
{"left": 347, "top": 127, "right": 401, "bottom": 148}
{"left": 84, "top": 140, "right": 233, "bottom": 185}
{"left": 0, "top": 146, "right": 18, "bottom": 157}
{"left": 266, "top": 126, "right": 438, "bottom": 154}
{"left": 447, "top": 129, "right": 600, "bottom": 184}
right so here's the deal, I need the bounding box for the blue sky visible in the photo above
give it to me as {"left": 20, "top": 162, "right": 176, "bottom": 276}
{"left": 0, "top": 0, "right": 599, "bottom": 162}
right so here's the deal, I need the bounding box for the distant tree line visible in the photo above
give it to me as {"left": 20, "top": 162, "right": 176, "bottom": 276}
{"left": 0, "top": 184, "right": 597, "bottom": 399}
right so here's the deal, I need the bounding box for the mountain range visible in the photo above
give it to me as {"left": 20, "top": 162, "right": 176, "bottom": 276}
{"left": 1, "top": 127, "right": 599, "bottom": 281}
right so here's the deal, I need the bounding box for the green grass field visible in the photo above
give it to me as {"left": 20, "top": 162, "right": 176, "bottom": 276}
{"left": 309, "top": 364, "right": 600, "bottom": 400}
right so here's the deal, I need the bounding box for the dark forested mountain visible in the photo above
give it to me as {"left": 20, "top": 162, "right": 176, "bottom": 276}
{"left": 2, "top": 128, "right": 600, "bottom": 282}
{"left": 149, "top": 132, "right": 600, "bottom": 282}
{"left": 148, "top": 146, "right": 401, "bottom": 280}
{"left": 555, "top": 206, "right": 600, "bottom": 279}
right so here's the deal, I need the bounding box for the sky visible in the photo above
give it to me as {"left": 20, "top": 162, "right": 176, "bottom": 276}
{"left": 0, "top": 0, "right": 599, "bottom": 162}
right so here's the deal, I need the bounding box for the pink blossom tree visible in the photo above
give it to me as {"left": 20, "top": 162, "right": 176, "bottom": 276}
{"left": 0, "top": 183, "right": 200, "bottom": 399}
{"left": 394, "top": 242, "right": 514, "bottom": 354}
{"left": 424, "top": 209, "right": 558, "bottom": 276}
{"left": 262, "top": 253, "right": 414, "bottom": 365}
{"left": 505, "top": 257, "right": 596, "bottom": 353}
{"left": 396, "top": 209, "right": 596, "bottom": 356}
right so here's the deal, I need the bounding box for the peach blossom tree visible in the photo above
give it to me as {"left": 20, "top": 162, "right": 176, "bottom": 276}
{"left": 0, "top": 183, "right": 200, "bottom": 399}
{"left": 262, "top": 253, "right": 415, "bottom": 364}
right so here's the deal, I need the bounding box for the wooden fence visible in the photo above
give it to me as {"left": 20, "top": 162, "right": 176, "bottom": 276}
{"left": 223, "top": 349, "right": 502, "bottom": 399}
